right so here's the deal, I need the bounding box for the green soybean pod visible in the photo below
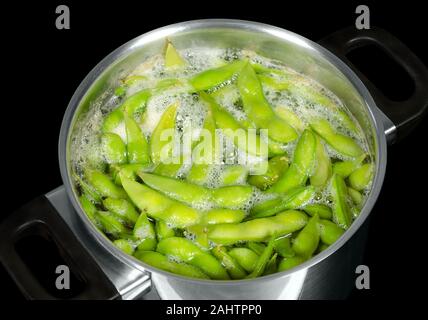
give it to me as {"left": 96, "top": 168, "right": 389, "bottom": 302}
{"left": 101, "top": 132, "right": 127, "bottom": 165}
{"left": 134, "top": 250, "right": 209, "bottom": 279}
{"left": 97, "top": 211, "right": 128, "bottom": 237}
{"left": 138, "top": 172, "right": 211, "bottom": 206}
{"left": 208, "top": 210, "right": 308, "bottom": 245}
{"left": 292, "top": 214, "right": 320, "bottom": 258}
{"left": 157, "top": 237, "right": 230, "bottom": 280}
{"left": 248, "top": 155, "right": 289, "bottom": 191}
{"left": 330, "top": 173, "right": 352, "bottom": 229}
{"left": 133, "top": 212, "right": 157, "bottom": 251}
{"left": 203, "top": 209, "right": 246, "bottom": 225}
{"left": 155, "top": 220, "right": 175, "bottom": 241}
{"left": 269, "top": 129, "right": 316, "bottom": 193}
{"left": 113, "top": 239, "right": 135, "bottom": 255}
{"left": 247, "top": 242, "right": 266, "bottom": 256}
{"left": 190, "top": 60, "right": 247, "bottom": 91}
{"left": 275, "top": 107, "right": 306, "bottom": 132}
{"left": 247, "top": 237, "right": 276, "bottom": 278}
{"left": 102, "top": 108, "right": 124, "bottom": 134}
{"left": 310, "top": 119, "right": 363, "bottom": 158}
{"left": 211, "top": 185, "right": 253, "bottom": 209}
{"left": 228, "top": 248, "right": 259, "bottom": 273}
{"left": 85, "top": 169, "right": 127, "bottom": 199}
{"left": 310, "top": 134, "right": 332, "bottom": 187}
{"left": 303, "top": 203, "right": 333, "bottom": 220}
{"left": 212, "top": 246, "right": 247, "bottom": 279}
{"left": 278, "top": 256, "right": 306, "bottom": 272}
{"left": 237, "top": 63, "right": 298, "bottom": 143}
{"left": 124, "top": 111, "right": 150, "bottom": 164}
{"left": 348, "top": 163, "right": 373, "bottom": 191}
{"left": 150, "top": 102, "right": 178, "bottom": 164}
{"left": 121, "top": 175, "right": 201, "bottom": 228}
{"left": 273, "top": 236, "right": 295, "bottom": 258}
{"left": 200, "top": 92, "right": 268, "bottom": 157}
{"left": 348, "top": 187, "right": 363, "bottom": 205}
{"left": 318, "top": 219, "right": 345, "bottom": 245}
{"left": 220, "top": 165, "right": 249, "bottom": 186}
{"left": 263, "top": 253, "right": 278, "bottom": 276}
{"left": 332, "top": 154, "right": 366, "bottom": 178}
{"left": 79, "top": 194, "right": 100, "bottom": 226}
{"left": 186, "top": 224, "right": 210, "bottom": 249}
{"left": 74, "top": 172, "right": 102, "bottom": 203}
{"left": 251, "top": 186, "right": 316, "bottom": 218}
{"left": 164, "top": 40, "right": 186, "bottom": 68}
{"left": 103, "top": 197, "right": 139, "bottom": 225}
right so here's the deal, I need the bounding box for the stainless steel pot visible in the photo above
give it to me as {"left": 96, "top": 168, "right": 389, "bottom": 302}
{"left": 1, "top": 19, "right": 427, "bottom": 300}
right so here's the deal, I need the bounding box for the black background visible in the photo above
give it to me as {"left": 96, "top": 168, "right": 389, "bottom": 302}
{"left": 1, "top": 0, "right": 427, "bottom": 307}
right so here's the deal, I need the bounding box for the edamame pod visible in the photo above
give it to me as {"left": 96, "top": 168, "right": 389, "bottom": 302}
{"left": 273, "top": 236, "right": 295, "bottom": 258}
{"left": 251, "top": 186, "right": 315, "bottom": 218}
{"left": 330, "top": 174, "right": 352, "bottom": 229}
{"left": 150, "top": 102, "right": 178, "bottom": 164}
{"left": 208, "top": 210, "right": 308, "bottom": 245}
{"left": 348, "top": 163, "right": 373, "bottom": 191}
{"left": 133, "top": 212, "right": 157, "bottom": 251}
{"left": 110, "top": 163, "right": 153, "bottom": 186}
{"left": 101, "top": 133, "right": 127, "bottom": 164}
{"left": 200, "top": 92, "right": 268, "bottom": 157}
{"left": 292, "top": 214, "right": 320, "bottom": 258}
{"left": 103, "top": 197, "right": 139, "bottom": 225}
{"left": 247, "top": 242, "right": 266, "bottom": 256}
{"left": 237, "top": 63, "right": 298, "bottom": 143}
{"left": 310, "top": 119, "right": 363, "bottom": 157}
{"left": 348, "top": 187, "right": 363, "bottom": 205}
{"left": 248, "top": 155, "right": 288, "bottom": 191}
{"left": 124, "top": 111, "right": 150, "bottom": 164}
{"left": 212, "top": 246, "right": 247, "bottom": 279}
{"left": 220, "top": 165, "right": 248, "bottom": 186}
{"left": 202, "top": 209, "right": 246, "bottom": 225}
{"left": 332, "top": 154, "right": 366, "bottom": 178}
{"left": 264, "top": 253, "right": 278, "bottom": 275}
{"left": 269, "top": 129, "right": 316, "bottom": 193}
{"left": 134, "top": 250, "right": 209, "bottom": 279}
{"left": 121, "top": 175, "right": 200, "bottom": 228}
{"left": 157, "top": 237, "right": 230, "bottom": 280}
{"left": 121, "top": 90, "right": 151, "bottom": 123}
{"left": 185, "top": 224, "right": 210, "bottom": 249}
{"left": 228, "top": 248, "right": 259, "bottom": 273}
{"left": 247, "top": 237, "right": 275, "bottom": 278}
{"left": 164, "top": 40, "right": 186, "bottom": 68}
{"left": 318, "top": 219, "right": 345, "bottom": 245}
{"left": 211, "top": 185, "right": 253, "bottom": 209}
{"left": 190, "top": 60, "right": 247, "bottom": 91}
{"left": 155, "top": 220, "right": 176, "bottom": 241}
{"left": 278, "top": 256, "right": 306, "bottom": 272}
{"left": 257, "top": 71, "right": 358, "bottom": 134}
{"left": 139, "top": 172, "right": 211, "bottom": 206}
{"left": 275, "top": 107, "right": 306, "bottom": 132}
{"left": 113, "top": 239, "right": 135, "bottom": 255}
{"left": 79, "top": 194, "right": 100, "bottom": 226}
{"left": 97, "top": 211, "right": 128, "bottom": 237}
{"left": 74, "top": 172, "right": 102, "bottom": 203}
{"left": 310, "top": 134, "right": 332, "bottom": 187}
{"left": 85, "top": 169, "right": 127, "bottom": 199}
{"left": 303, "top": 203, "right": 333, "bottom": 220}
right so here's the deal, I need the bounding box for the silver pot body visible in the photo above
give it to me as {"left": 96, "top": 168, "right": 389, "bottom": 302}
{"left": 59, "top": 20, "right": 393, "bottom": 299}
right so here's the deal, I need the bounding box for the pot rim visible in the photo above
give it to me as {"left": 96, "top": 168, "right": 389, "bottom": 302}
{"left": 59, "top": 19, "right": 387, "bottom": 286}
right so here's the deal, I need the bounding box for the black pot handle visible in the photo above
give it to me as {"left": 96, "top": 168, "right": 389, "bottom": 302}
{"left": 319, "top": 26, "right": 428, "bottom": 142}
{"left": 0, "top": 195, "right": 120, "bottom": 300}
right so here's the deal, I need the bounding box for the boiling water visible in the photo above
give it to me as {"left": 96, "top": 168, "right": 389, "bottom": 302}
{"left": 70, "top": 47, "right": 372, "bottom": 213}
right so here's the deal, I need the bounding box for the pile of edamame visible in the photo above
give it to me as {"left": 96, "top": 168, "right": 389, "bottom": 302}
{"left": 72, "top": 40, "right": 374, "bottom": 280}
